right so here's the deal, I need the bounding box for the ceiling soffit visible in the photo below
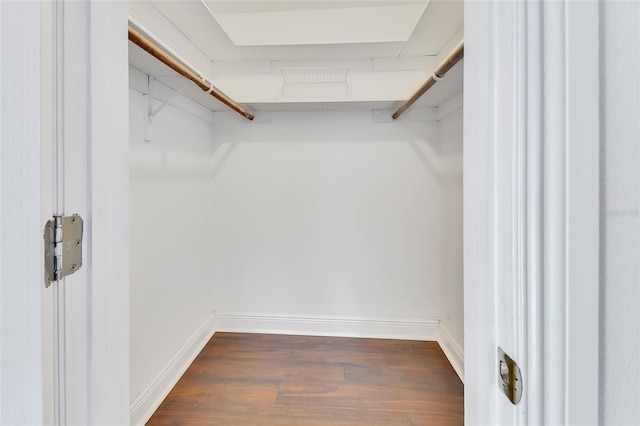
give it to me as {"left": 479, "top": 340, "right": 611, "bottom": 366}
{"left": 201, "top": 1, "right": 428, "bottom": 46}
{"left": 147, "top": 0, "right": 463, "bottom": 62}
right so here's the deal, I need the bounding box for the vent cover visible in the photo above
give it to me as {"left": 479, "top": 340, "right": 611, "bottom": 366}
{"left": 277, "top": 67, "right": 351, "bottom": 100}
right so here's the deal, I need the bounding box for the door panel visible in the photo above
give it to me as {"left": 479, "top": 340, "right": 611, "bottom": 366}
{"left": 60, "top": 1, "right": 91, "bottom": 423}
{"left": 47, "top": 1, "right": 130, "bottom": 424}
{"left": 464, "top": 1, "right": 528, "bottom": 424}
{"left": 465, "top": 1, "right": 600, "bottom": 424}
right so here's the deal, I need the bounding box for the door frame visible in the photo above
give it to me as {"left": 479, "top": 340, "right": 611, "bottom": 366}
{"left": 464, "top": 0, "right": 600, "bottom": 424}
{"left": 83, "top": 2, "right": 130, "bottom": 423}
{"left": 1, "top": 0, "right": 601, "bottom": 423}
{"left": 44, "top": 1, "right": 130, "bottom": 424}
{"left": 6, "top": 0, "right": 134, "bottom": 423}
{"left": 0, "top": 2, "right": 45, "bottom": 423}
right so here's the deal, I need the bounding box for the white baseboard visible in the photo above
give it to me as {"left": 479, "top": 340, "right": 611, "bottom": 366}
{"left": 438, "top": 323, "right": 465, "bottom": 382}
{"left": 129, "top": 313, "right": 216, "bottom": 426}
{"left": 214, "top": 312, "right": 440, "bottom": 341}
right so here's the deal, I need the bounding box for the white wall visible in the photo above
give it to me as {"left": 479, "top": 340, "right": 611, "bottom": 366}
{"left": 437, "top": 106, "right": 464, "bottom": 356}
{"left": 208, "top": 110, "right": 448, "bottom": 337}
{"left": 600, "top": 2, "right": 640, "bottom": 424}
{"left": 129, "top": 70, "right": 465, "bottom": 420}
{"left": 129, "top": 69, "right": 216, "bottom": 405}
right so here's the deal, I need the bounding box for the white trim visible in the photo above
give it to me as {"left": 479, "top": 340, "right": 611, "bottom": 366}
{"left": 546, "top": 1, "right": 600, "bottom": 423}
{"left": 129, "top": 313, "right": 216, "bottom": 426}
{"left": 0, "top": 2, "right": 44, "bottom": 423}
{"left": 465, "top": 1, "right": 601, "bottom": 423}
{"left": 542, "top": 3, "right": 569, "bottom": 421}
{"left": 438, "top": 324, "right": 464, "bottom": 382}
{"left": 523, "top": 1, "right": 544, "bottom": 423}
{"left": 51, "top": 3, "right": 130, "bottom": 423}
{"left": 564, "top": 1, "right": 600, "bottom": 424}
{"left": 463, "top": 0, "right": 499, "bottom": 423}
{"left": 214, "top": 312, "right": 440, "bottom": 341}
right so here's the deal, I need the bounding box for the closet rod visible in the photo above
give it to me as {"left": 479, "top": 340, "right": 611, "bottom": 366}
{"left": 392, "top": 41, "right": 464, "bottom": 120}
{"left": 128, "top": 26, "right": 254, "bottom": 121}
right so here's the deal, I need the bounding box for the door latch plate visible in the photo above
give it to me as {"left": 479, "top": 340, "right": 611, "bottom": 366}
{"left": 498, "top": 347, "right": 523, "bottom": 405}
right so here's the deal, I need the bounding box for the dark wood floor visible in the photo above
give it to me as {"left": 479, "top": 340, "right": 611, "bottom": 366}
{"left": 147, "top": 333, "right": 463, "bottom": 425}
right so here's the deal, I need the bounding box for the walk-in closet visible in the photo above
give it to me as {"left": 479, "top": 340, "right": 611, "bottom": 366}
{"left": 127, "top": 1, "right": 464, "bottom": 423}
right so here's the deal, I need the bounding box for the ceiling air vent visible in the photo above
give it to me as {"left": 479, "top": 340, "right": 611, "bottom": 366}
{"left": 277, "top": 67, "right": 351, "bottom": 101}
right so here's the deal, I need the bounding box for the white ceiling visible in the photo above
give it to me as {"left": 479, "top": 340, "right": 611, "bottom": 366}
{"left": 144, "top": 0, "right": 463, "bottom": 61}
{"left": 202, "top": 1, "right": 428, "bottom": 46}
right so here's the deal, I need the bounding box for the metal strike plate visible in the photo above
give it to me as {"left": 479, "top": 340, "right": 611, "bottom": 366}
{"left": 498, "top": 347, "right": 523, "bottom": 405}
{"left": 44, "top": 214, "right": 83, "bottom": 287}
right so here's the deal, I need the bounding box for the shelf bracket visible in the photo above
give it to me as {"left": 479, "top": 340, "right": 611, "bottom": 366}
{"left": 144, "top": 80, "right": 188, "bottom": 142}
{"left": 150, "top": 82, "right": 187, "bottom": 119}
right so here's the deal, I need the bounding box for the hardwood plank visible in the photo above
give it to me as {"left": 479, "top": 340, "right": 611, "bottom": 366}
{"left": 200, "top": 333, "right": 293, "bottom": 360}
{"left": 411, "top": 413, "right": 464, "bottom": 426}
{"left": 276, "top": 382, "right": 463, "bottom": 415}
{"left": 200, "top": 343, "right": 293, "bottom": 361}
{"left": 292, "top": 349, "right": 388, "bottom": 366}
{"left": 344, "top": 363, "right": 463, "bottom": 394}
{"left": 150, "top": 402, "right": 413, "bottom": 425}
{"left": 146, "top": 333, "right": 463, "bottom": 425}
{"left": 386, "top": 350, "right": 455, "bottom": 369}
{"left": 150, "top": 412, "right": 410, "bottom": 426}
{"left": 185, "top": 357, "right": 345, "bottom": 384}
{"left": 155, "top": 381, "right": 279, "bottom": 405}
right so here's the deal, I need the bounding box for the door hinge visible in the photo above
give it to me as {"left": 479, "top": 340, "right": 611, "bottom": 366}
{"left": 44, "top": 214, "right": 84, "bottom": 287}
{"left": 498, "top": 347, "right": 523, "bottom": 405}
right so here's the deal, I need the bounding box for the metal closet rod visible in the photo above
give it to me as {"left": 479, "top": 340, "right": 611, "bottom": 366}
{"left": 392, "top": 41, "right": 464, "bottom": 120}
{"left": 128, "top": 24, "right": 254, "bottom": 121}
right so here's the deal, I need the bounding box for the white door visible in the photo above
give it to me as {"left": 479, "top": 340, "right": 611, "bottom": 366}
{"left": 42, "top": 1, "right": 130, "bottom": 424}
{"left": 463, "top": 0, "right": 521, "bottom": 422}
{"left": 45, "top": 2, "right": 92, "bottom": 423}
{"left": 464, "top": 1, "right": 600, "bottom": 424}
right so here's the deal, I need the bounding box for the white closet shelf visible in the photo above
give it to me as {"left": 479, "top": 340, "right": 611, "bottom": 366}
{"left": 129, "top": 42, "right": 463, "bottom": 115}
